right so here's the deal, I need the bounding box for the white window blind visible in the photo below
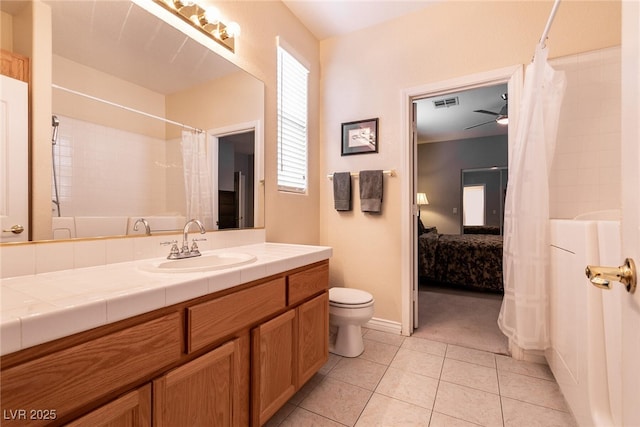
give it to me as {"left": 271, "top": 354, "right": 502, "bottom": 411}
{"left": 277, "top": 45, "right": 309, "bottom": 193}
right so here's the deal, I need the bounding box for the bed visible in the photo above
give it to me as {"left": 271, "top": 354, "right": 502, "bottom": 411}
{"left": 418, "top": 229, "right": 504, "bottom": 293}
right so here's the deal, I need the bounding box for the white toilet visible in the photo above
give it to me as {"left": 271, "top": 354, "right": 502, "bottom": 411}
{"left": 329, "top": 287, "right": 375, "bottom": 357}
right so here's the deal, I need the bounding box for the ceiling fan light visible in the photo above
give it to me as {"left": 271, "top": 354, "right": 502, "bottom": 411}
{"left": 496, "top": 116, "right": 509, "bottom": 125}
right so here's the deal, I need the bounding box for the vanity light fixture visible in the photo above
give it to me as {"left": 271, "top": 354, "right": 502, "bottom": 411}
{"left": 153, "top": 0, "right": 240, "bottom": 52}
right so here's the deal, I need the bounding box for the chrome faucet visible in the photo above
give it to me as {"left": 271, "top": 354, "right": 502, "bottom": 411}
{"left": 162, "top": 219, "right": 207, "bottom": 259}
{"left": 183, "top": 218, "right": 206, "bottom": 249}
{"left": 162, "top": 219, "right": 207, "bottom": 260}
{"left": 133, "top": 218, "right": 151, "bottom": 235}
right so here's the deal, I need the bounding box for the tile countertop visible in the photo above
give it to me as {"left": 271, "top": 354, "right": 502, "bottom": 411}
{"left": 0, "top": 242, "right": 332, "bottom": 356}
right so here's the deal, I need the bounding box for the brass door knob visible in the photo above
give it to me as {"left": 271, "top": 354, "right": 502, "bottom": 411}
{"left": 2, "top": 224, "right": 24, "bottom": 234}
{"left": 585, "top": 258, "right": 637, "bottom": 293}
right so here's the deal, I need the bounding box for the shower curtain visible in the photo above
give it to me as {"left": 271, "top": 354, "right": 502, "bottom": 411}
{"left": 498, "top": 44, "right": 566, "bottom": 350}
{"left": 181, "top": 130, "right": 214, "bottom": 229}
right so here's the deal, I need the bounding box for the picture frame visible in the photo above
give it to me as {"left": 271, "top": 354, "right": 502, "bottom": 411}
{"left": 341, "top": 118, "right": 378, "bottom": 156}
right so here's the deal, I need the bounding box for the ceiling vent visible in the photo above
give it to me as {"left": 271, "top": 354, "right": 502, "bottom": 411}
{"left": 433, "top": 97, "right": 459, "bottom": 109}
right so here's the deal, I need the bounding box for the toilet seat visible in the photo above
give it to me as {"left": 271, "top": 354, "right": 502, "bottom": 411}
{"left": 329, "top": 287, "right": 374, "bottom": 308}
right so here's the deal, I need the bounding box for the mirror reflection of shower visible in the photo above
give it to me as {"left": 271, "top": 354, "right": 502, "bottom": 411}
{"left": 51, "top": 115, "right": 61, "bottom": 217}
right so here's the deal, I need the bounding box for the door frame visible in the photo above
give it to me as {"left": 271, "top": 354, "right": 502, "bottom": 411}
{"left": 400, "top": 65, "right": 523, "bottom": 335}
{"left": 208, "top": 120, "right": 263, "bottom": 230}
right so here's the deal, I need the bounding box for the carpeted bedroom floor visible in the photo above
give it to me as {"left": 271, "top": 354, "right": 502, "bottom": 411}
{"left": 414, "top": 284, "right": 509, "bottom": 355}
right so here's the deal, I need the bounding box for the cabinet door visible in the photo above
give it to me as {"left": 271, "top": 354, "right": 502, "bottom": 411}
{"left": 1, "top": 313, "right": 181, "bottom": 427}
{"left": 153, "top": 340, "right": 241, "bottom": 427}
{"left": 65, "top": 384, "right": 151, "bottom": 427}
{"left": 297, "top": 292, "right": 329, "bottom": 387}
{"left": 1, "top": 50, "right": 29, "bottom": 82}
{"left": 251, "top": 310, "right": 296, "bottom": 426}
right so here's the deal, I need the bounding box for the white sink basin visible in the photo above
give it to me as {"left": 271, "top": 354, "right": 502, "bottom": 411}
{"left": 142, "top": 252, "right": 257, "bottom": 273}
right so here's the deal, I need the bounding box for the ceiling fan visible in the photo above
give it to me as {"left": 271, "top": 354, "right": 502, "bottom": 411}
{"left": 465, "top": 93, "right": 508, "bottom": 129}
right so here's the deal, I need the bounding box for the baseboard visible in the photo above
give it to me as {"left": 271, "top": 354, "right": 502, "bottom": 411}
{"left": 509, "top": 339, "right": 547, "bottom": 365}
{"left": 365, "top": 317, "right": 402, "bottom": 335}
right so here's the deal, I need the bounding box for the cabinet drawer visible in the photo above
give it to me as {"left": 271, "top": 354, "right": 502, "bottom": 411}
{"left": 0, "top": 313, "right": 181, "bottom": 427}
{"left": 187, "top": 278, "right": 286, "bottom": 353}
{"left": 288, "top": 262, "right": 329, "bottom": 306}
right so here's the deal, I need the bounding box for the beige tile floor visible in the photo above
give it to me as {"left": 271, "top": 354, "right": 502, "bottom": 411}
{"left": 265, "top": 329, "right": 577, "bottom": 427}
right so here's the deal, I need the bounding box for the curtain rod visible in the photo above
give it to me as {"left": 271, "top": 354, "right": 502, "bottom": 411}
{"left": 327, "top": 169, "right": 396, "bottom": 180}
{"left": 52, "top": 84, "right": 203, "bottom": 133}
{"left": 539, "top": 0, "right": 561, "bottom": 46}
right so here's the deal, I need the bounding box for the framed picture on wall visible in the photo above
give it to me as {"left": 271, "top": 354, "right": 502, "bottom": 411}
{"left": 341, "top": 118, "right": 378, "bottom": 156}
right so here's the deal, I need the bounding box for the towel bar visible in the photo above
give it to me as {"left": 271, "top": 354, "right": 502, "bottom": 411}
{"left": 327, "top": 169, "right": 396, "bottom": 180}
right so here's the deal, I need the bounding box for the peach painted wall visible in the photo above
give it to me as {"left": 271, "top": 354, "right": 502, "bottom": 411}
{"left": 165, "top": 70, "right": 263, "bottom": 140}
{"left": 209, "top": 1, "right": 321, "bottom": 245}
{"left": 52, "top": 55, "right": 166, "bottom": 139}
{"left": 319, "top": 1, "right": 621, "bottom": 325}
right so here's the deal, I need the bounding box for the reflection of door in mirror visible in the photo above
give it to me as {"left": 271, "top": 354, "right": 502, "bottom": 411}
{"left": 216, "top": 131, "right": 255, "bottom": 230}
{"left": 0, "top": 72, "right": 29, "bottom": 243}
{"left": 461, "top": 167, "right": 507, "bottom": 235}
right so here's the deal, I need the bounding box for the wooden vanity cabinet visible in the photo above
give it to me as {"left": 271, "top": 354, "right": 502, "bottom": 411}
{"left": 0, "top": 261, "right": 329, "bottom": 427}
{"left": 252, "top": 262, "right": 329, "bottom": 426}
{"left": 0, "top": 313, "right": 181, "bottom": 427}
{"left": 251, "top": 291, "right": 329, "bottom": 426}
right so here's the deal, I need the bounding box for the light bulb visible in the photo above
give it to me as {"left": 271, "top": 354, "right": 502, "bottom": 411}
{"left": 204, "top": 6, "right": 220, "bottom": 24}
{"left": 225, "top": 21, "right": 241, "bottom": 38}
{"left": 172, "top": 0, "right": 194, "bottom": 10}
{"left": 496, "top": 116, "right": 509, "bottom": 126}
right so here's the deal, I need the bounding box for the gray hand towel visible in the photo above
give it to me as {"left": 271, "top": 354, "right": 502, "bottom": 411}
{"left": 359, "top": 170, "right": 383, "bottom": 213}
{"left": 333, "top": 172, "right": 352, "bottom": 211}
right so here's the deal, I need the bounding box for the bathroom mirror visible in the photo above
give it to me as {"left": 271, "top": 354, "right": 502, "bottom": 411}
{"left": 6, "top": 0, "right": 264, "bottom": 242}
{"left": 461, "top": 167, "right": 507, "bottom": 235}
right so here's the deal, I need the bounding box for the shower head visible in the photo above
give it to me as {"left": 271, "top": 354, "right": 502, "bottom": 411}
{"left": 51, "top": 115, "right": 59, "bottom": 145}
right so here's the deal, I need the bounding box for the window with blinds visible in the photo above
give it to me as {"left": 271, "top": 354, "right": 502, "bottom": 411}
{"left": 277, "top": 44, "right": 309, "bottom": 193}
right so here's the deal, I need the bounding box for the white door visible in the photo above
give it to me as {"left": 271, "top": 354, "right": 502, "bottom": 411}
{"left": 0, "top": 75, "right": 28, "bottom": 243}
{"left": 619, "top": 2, "right": 640, "bottom": 424}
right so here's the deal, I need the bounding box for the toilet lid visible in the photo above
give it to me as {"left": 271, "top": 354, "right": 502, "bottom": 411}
{"left": 329, "top": 287, "right": 373, "bottom": 305}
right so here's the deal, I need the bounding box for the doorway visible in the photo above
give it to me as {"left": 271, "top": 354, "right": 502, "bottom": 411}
{"left": 401, "top": 65, "right": 523, "bottom": 351}
{"left": 216, "top": 131, "right": 255, "bottom": 229}
{"left": 209, "top": 121, "right": 263, "bottom": 231}
{"left": 413, "top": 84, "right": 508, "bottom": 354}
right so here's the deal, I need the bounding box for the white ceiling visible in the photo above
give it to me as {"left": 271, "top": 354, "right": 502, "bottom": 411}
{"left": 415, "top": 84, "right": 509, "bottom": 144}
{"left": 282, "top": 0, "right": 508, "bottom": 143}
{"left": 281, "top": 0, "right": 438, "bottom": 41}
